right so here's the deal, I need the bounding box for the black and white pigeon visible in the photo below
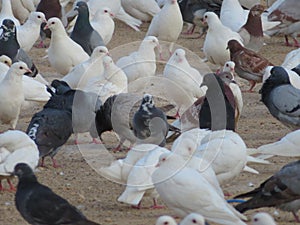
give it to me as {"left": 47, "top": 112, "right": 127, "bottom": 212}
{"left": 0, "top": 19, "right": 38, "bottom": 77}
{"left": 199, "top": 73, "right": 236, "bottom": 131}
{"left": 14, "top": 163, "right": 100, "bottom": 225}
{"left": 70, "top": 1, "right": 105, "bottom": 56}
{"left": 260, "top": 66, "right": 300, "bottom": 130}
{"left": 132, "top": 94, "right": 169, "bottom": 147}
{"left": 26, "top": 85, "right": 73, "bottom": 168}
{"left": 235, "top": 160, "right": 300, "bottom": 222}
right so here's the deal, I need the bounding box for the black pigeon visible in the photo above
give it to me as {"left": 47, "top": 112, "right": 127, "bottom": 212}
{"left": 0, "top": 19, "right": 38, "bottom": 77}
{"left": 234, "top": 160, "right": 300, "bottom": 222}
{"left": 132, "top": 94, "right": 169, "bottom": 147}
{"left": 70, "top": 1, "right": 105, "bottom": 56}
{"left": 199, "top": 73, "right": 236, "bottom": 131}
{"left": 14, "top": 163, "right": 100, "bottom": 225}
{"left": 36, "top": 0, "right": 63, "bottom": 48}
{"left": 260, "top": 66, "right": 300, "bottom": 130}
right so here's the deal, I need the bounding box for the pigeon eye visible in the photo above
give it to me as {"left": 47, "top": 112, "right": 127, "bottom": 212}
{"left": 163, "top": 222, "right": 169, "bottom": 225}
{"left": 192, "top": 219, "right": 197, "bottom": 223}
{"left": 104, "top": 10, "right": 108, "bottom": 13}
{"left": 226, "top": 64, "right": 229, "bottom": 67}
{"left": 38, "top": 15, "right": 41, "bottom": 18}
{"left": 205, "top": 15, "right": 207, "bottom": 19}
{"left": 51, "top": 21, "right": 55, "bottom": 24}
{"left": 254, "top": 218, "right": 258, "bottom": 222}
{"left": 19, "top": 66, "right": 23, "bottom": 69}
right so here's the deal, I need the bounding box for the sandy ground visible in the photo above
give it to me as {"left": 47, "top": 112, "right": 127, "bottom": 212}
{"left": 0, "top": 12, "right": 299, "bottom": 225}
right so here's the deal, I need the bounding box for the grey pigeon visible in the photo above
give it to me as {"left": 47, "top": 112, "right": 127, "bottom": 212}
{"left": 132, "top": 94, "right": 169, "bottom": 147}
{"left": 235, "top": 160, "right": 300, "bottom": 222}
{"left": 14, "top": 163, "right": 100, "bottom": 225}
{"left": 0, "top": 19, "right": 38, "bottom": 77}
{"left": 260, "top": 66, "right": 300, "bottom": 130}
{"left": 70, "top": 1, "right": 105, "bottom": 56}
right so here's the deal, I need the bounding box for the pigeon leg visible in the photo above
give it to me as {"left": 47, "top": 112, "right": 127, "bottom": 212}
{"left": 39, "top": 157, "right": 46, "bottom": 167}
{"left": 0, "top": 181, "right": 3, "bottom": 191}
{"left": 285, "top": 35, "right": 292, "bottom": 46}
{"left": 92, "top": 138, "right": 102, "bottom": 144}
{"left": 292, "top": 211, "right": 300, "bottom": 223}
{"left": 7, "top": 179, "right": 16, "bottom": 192}
{"left": 150, "top": 198, "right": 165, "bottom": 209}
{"left": 243, "top": 80, "right": 256, "bottom": 92}
{"left": 35, "top": 40, "right": 46, "bottom": 48}
{"left": 293, "top": 37, "right": 300, "bottom": 48}
{"left": 74, "top": 133, "right": 80, "bottom": 145}
{"left": 51, "top": 157, "right": 61, "bottom": 168}
{"left": 182, "top": 24, "right": 195, "bottom": 35}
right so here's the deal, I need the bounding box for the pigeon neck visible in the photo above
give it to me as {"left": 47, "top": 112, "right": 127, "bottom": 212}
{"left": 243, "top": 13, "right": 263, "bottom": 37}
{"left": 260, "top": 79, "right": 280, "bottom": 104}
{"left": 1, "top": 0, "right": 14, "bottom": 17}
{"left": 18, "top": 174, "right": 38, "bottom": 186}
{"left": 73, "top": 11, "right": 93, "bottom": 34}
{"left": 138, "top": 43, "right": 156, "bottom": 58}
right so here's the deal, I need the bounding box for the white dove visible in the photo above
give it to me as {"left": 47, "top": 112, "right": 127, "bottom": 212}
{"left": 203, "top": 12, "right": 243, "bottom": 67}
{"left": 163, "top": 48, "right": 204, "bottom": 99}
{"left": 146, "top": 0, "right": 183, "bottom": 55}
{"left": 251, "top": 212, "right": 277, "bottom": 225}
{"left": 181, "top": 213, "right": 206, "bottom": 225}
{"left": 156, "top": 216, "right": 177, "bottom": 225}
{"left": 45, "top": 17, "right": 89, "bottom": 75}
{"left": 16, "top": 12, "right": 46, "bottom": 52}
{"left": 121, "top": 0, "right": 160, "bottom": 22}
{"left": 91, "top": 7, "right": 115, "bottom": 45}
{"left": 0, "top": 62, "right": 31, "bottom": 129}
{"left": 0, "top": 0, "right": 20, "bottom": 27}
{"left": 0, "top": 130, "right": 39, "bottom": 191}
{"left": 62, "top": 46, "right": 109, "bottom": 89}
{"left": 116, "top": 36, "right": 160, "bottom": 83}
{"left": 87, "top": 56, "right": 128, "bottom": 102}
{"left": 0, "top": 55, "right": 10, "bottom": 76}
{"left": 152, "top": 152, "right": 247, "bottom": 225}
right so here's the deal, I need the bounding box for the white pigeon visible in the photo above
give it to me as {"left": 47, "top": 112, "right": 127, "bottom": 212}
{"left": 281, "top": 48, "right": 300, "bottom": 70}
{"left": 0, "top": 55, "right": 10, "bottom": 76}
{"left": 203, "top": 12, "right": 243, "bottom": 67}
{"left": 16, "top": 12, "right": 46, "bottom": 52}
{"left": 0, "top": 62, "right": 31, "bottom": 129}
{"left": 146, "top": 0, "right": 183, "bottom": 55}
{"left": 116, "top": 36, "right": 160, "bottom": 83}
{"left": 263, "top": 66, "right": 300, "bottom": 89}
{"left": 45, "top": 17, "right": 89, "bottom": 75}
{"left": 222, "top": 61, "right": 236, "bottom": 76}
{"left": 181, "top": 213, "right": 206, "bottom": 225}
{"left": 0, "top": 130, "right": 39, "bottom": 190}
{"left": 11, "top": 0, "right": 35, "bottom": 24}
{"left": 194, "top": 130, "right": 247, "bottom": 184}
{"left": 0, "top": 0, "right": 20, "bottom": 27}
{"left": 152, "top": 152, "right": 247, "bottom": 225}
{"left": 163, "top": 48, "right": 204, "bottom": 100}
{"left": 256, "top": 130, "right": 300, "bottom": 158}
{"left": 62, "top": 46, "right": 109, "bottom": 89}
{"left": 87, "top": 56, "right": 128, "bottom": 102}
{"left": 251, "top": 212, "right": 277, "bottom": 225}
{"left": 156, "top": 216, "right": 177, "bottom": 225}
{"left": 117, "top": 146, "right": 169, "bottom": 207}
{"left": 99, "top": 144, "right": 158, "bottom": 183}
{"left": 121, "top": 0, "right": 160, "bottom": 22}
{"left": 91, "top": 7, "right": 115, "bottom": 45}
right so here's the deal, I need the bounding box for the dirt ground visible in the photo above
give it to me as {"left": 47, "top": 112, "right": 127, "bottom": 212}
{"left": 0, "top": 11, "right": 299, "bottom": 225}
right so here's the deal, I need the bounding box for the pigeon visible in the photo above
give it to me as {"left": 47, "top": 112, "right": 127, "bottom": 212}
{"left": 62, "top": 46, "right": 109, "bottom": 89}
{"left": 11, "top": 0, "right": 35, "bottom": 24}
{"left": 0, "top": 54, "right": 10, "bottom": 76}
{"left": 36, "top": 0, "right": 63, "bottom": 48}
{"left": 0, "top": 19, "right": 39, "bottom": 77}
{"left": 0, "top": 130, "right": 39, "bottom": 191}
{"left": 251, "top": 212, "right": 277, "bottom": 225}
{"left": 0, "top": 62, "right": 31, "bottom": 129}
{"left": 156, "top": 215, "right": 177, "bottom": 225}
{"left": 121, "top": 0, "right": 160, "bottom": 22}
{"left": 26, "top": 84, "right": 73, "bottom": 167}
{"left": 91, "top": 7, "right": 115, "bottom": 45}
{"left": 260, "top": 66, "right": 300, "bottom": 130}
{"left": 163, "top": 48, "right": 204, "bottom": 101}
{"left": 0, "top": 0, "right": 20, "bottom": 27}
{"left": 199, "top": 73, "right": 236, "bottom": 131}
{"left": 45, "top": 17, "right": 89, "bottom": 75}
{"left": 281, "top": 48, "right": 300, "bottom": 70}
{"left": 203, "top": 12, "right": 243, "bottom": 67}
{"left": 86, "top": 56, "right": 128, "bottom": 102}
{"left": 16, "top": 12, "right": 46, "bottom": 52}
{"left": 117, "top": 145, "right": 169, "bottom": 208}
{"left": 70, "top": 1, "right": 105, "bottom": 56}
{"left": 116, "top": 36, "right": 160, "bottom": 83}
{"left": 267, "top": 0, "right": 300, "bottom": 47}
{"left": 146, "top": 0, "right": 183, "bottom": 55}
{"left": 132, "top": 94, "right": 169, "bottom": 146}
{"left": 238, "top": 4, "right": 265, "bottom": 52}
{"left": 227, "top": 39, "right": 274, "bottom": 92}
{"left": 152, "top": 152, "right": 247, "bottom": 224}
{"left": 14, "top": 163, "right": 100, "bottom": 225}
{"left": 235, "top": 160, "right": 300, "bottom": 222}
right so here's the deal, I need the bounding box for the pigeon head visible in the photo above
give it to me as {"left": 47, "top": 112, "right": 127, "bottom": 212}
{"left": 11, "top": 62, "right": 32, "bottom": 76}
{"left": 251, "top": 212, "right": 276, "bottom": 225}
{"left": 223, "top": 61, "right": 235, "bottom": 73}
{"left": 1, "top": 19, "right": 15, "bottom": 31}
{"left": 250, "top": 4, "right": 266, "bottom": 17}
{"left": 13, "top": 163, "right": 36, "bottom": 179}
{"left": 143, "top": 36, "right": 160, "bottom": 48}
{"left": 218, "top": 72, "right": 236, "bottom": 85}
{"left": 102, "top": 7, "right": 114, "bottom": 18}
{"left": 44, "top": 17, "right": 62, "bottom": 31}
{"left": 75, "top": 1, "right": 89, "bottom": 14}
{"left": 0, "top": 55, "right": 12, "bottom": 67}
{"left": 268, "top": 66, "right": 291, "bottom": 85}
{"left": 141, "top": 94, "right": 154, "bottom": 109}
{"left": 227, "top": 40, "right": 243, "bottom": 53}
{"left": 181, "top": 213, "right": 205, "bottom": 225}
{"left": 173, "top": 48, "right": 185, "bottom": 63}
{"left": 51, "top": 79, "right": 72, "bottom": 95}
{"left": 155, "top": 216, "right": 177, "bottom": 225}
{"left": 29, "top": 12, "right": 47, "bottom": 24}
{"left": 91, "top": 46, "right": 109, "bottom": 59}
{"left": 202, "top": 12, "right": 219, "bottom": 26}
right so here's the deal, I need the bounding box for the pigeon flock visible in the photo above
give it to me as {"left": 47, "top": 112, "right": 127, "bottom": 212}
{"left": 0, "top": 0, "right": 300, "bottom": 225}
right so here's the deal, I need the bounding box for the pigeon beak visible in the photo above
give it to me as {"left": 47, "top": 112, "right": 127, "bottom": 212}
{"left": 110, "top": 13, "right": 115, "bottom": 18}
{"left": 44, "top": 24, "right": 49, "bottom": 30}
{"left": 25, "top": 68, "right": 33, "bottom": 74}
{"left": 43, "top": 19, "right": 47, "bottom": 23}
